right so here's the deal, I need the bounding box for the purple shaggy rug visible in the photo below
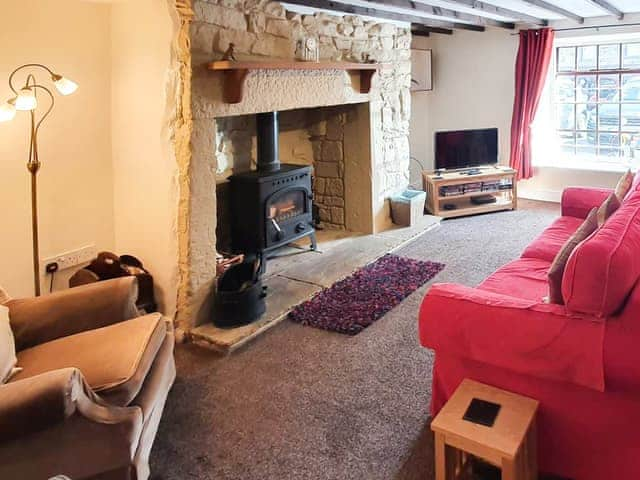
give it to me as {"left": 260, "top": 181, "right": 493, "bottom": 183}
{"left": 288, "top": 254, "right": 445, "bottom": 335}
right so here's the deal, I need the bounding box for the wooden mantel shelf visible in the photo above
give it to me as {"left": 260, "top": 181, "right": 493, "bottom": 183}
{"left": 208, "top": 60, "right": 382, "bottom": 104}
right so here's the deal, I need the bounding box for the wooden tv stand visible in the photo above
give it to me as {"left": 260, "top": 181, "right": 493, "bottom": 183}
{"left": 423, "top": 166, "right": 517, "bottom": 218}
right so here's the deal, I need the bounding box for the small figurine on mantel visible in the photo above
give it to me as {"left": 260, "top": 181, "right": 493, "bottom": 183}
{"left": 295, "top": 35, "right": 319, "bottom": 62}
{"left": 222, "top": 42, "right": 237, "bottom": 62}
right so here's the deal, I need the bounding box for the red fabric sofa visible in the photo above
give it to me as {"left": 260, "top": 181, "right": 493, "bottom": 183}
{"left": 419, "top": 185, "right": 640, "bottom": 480}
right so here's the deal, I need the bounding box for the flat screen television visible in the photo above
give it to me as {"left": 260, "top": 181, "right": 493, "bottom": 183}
{"left": 435, "top": 128, "right": 498, "bottom": 170}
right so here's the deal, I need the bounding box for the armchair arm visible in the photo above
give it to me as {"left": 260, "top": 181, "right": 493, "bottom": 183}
{"left": 561, "top": 186, "right": 612, "bottom": 219}
{"left": 0, "top": 368, "right": 141, "bottom": 443}
{"left": 7, "top": 277, "right": 139, "bottom": 351}
{"left": 419, "top": 283, "right": 607, "bottom": 391}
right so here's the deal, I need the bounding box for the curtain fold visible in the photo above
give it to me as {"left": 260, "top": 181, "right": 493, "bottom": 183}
{"left": 509, "top": 28, "right": 555, "bottom": 180}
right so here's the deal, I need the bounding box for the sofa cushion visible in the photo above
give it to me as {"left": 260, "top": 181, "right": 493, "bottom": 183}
{"left": 521, "top": 216, "right": 583, "bottom": 263}
{"left": 596, "top": 192, "right": 620, "bottom": 226}
{"left": 614, "top": 170, "right": 634, "bottom": 200}
{"left": 563, "top": 190, "right": 640, "bottom": 317}
{"left": 479, "top": 257, "right": 552, "bottom": 302}
{"left": 10, "top": 313, "right": 165, "bottom": 406}
{"left": 0, "top": 306, "right": 19, "bottom": 383}
{"left": 548, "top": 208, "right": 599, "bottom": 304}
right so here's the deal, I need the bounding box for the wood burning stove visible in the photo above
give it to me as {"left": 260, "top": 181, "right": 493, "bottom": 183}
{"left": 229, "top": 111, "right": 316, "bottom": 257}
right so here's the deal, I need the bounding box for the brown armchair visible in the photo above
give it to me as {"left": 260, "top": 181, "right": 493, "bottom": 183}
{"left": 0, "top": 278, "right": 175, "bottom": 480}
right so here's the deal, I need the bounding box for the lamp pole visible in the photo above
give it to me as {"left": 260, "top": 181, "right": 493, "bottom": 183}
{"left": 1, "top": 64, "right": 77, "bottom": 296}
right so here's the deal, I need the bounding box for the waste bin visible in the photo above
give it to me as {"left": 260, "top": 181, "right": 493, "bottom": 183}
{"left": 390, "top": 189, "right": 427, "bottom": 227}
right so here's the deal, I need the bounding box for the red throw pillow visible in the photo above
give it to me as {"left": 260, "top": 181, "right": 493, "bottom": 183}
{"left": 596, "top": 192, "right": 620, "bottom": 226}
{"left": 548, "top": 208, "right": 599, "bottom": 304}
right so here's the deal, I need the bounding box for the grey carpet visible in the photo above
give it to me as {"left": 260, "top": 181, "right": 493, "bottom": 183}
{"left": 150, "top": 200, "right": 559, "bottom": 480}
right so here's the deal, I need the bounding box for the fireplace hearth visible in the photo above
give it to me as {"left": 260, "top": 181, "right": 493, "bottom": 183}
{"left": 229, "top": 112, "right": 317, "bottom": 258}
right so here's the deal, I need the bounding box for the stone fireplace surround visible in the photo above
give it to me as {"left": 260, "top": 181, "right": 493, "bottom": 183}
{"left": 215, "top": 103, "right": 371, "bottom": 255}
{"left": 175, "top": 0, "right": 412, "bottom": 335}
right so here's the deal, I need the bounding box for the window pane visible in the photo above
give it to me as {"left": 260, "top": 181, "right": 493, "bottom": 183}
{"left": 555, "top": 76, "right": 575, "bottom": 102}
{"left": 599, "top": 74, "right": 620, "bottom": 102}
{"left": 621, "top": 133, "right": 640, "bottom": 159}
{"left": 557, "top": 104, "right": 575, "bottom": 130}
{"left": 622, "top": 43, "right": 640, "bottom": 69}
{"left": 559, "top": 132, "right": 575, "bottom": 154}
{"left": 622, "top": 74, "right": 640, "bottom": 101}
{"left": 577, "top": 132, "right": 597, "bottom": 155}
{"left": 558, "top": 47, "right": 576, "bottom": 72}
{"left": 576, "top": 76, "right": 597, "bottom": 102}
{"left": 577, "top": 103, "right": 597, "bottom": 130}
{"left": 599, "top": 103, "right": 620, "bottom": 131}
{"left": 577, "top": 45, "right": 597, "bottom": 71}
{"left": 599, "top": 44, "right": 620, "bottom": 69}
{"left": 599, "top": 133, "right": 620, "bottom": 157}
{"left": 622, "top": 104, "right": 640, "bottom": 132}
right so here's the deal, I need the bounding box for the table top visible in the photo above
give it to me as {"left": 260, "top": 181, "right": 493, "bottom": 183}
{"left": 423, "top": 166, "right": 516, "bottom": 183}
{"left": 431, "top": 379, "right": 538, "bottom": 460}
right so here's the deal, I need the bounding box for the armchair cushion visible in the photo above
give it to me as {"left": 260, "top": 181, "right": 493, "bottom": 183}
{"left": 7, "top": 277, "right": 139, "bottom": 351}
{"left": 0, "top": 306, "right": 19, "bottom": 383}
{"left": 9, "top": 313, "right": 165, "bottom": 407}
{"left": 0, "top": 286, "right": 10, "bottom": 305}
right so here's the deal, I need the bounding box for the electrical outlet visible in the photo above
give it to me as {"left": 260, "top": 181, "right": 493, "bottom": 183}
{"left": 42, "top": 245, "right": 97, "bottom": 272}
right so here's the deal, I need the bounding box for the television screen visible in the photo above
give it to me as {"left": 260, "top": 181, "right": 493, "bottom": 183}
{"left": 435, "top": 128, "right": 498, "bottom": 170}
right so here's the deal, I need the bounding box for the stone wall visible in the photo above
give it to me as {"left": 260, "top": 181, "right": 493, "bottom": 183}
{"left": 183, "top": 0, "right": 412, "bottom": 330}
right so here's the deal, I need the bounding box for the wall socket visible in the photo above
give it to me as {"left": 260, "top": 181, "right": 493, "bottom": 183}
{"left": 43, "top": 244, "right": 97, "bottom": 272}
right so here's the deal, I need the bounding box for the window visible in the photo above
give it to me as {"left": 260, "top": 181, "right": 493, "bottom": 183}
{"left": 553, "top": 42, "right": 640, "bottom": 167}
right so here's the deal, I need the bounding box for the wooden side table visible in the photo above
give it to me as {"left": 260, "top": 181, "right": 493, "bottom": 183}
{"left": 431, "top": 379, "right": 539, "bottom": 480}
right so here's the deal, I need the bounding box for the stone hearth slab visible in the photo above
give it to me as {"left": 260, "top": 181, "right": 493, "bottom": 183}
{"left": 190, "top": 214, "right": 440, "bottom": 353}
{"left": 277, "top": 215, "right": 441, "bottom": 288}
{"left": 189, "top": 275, "right": 321, "bottom": 354}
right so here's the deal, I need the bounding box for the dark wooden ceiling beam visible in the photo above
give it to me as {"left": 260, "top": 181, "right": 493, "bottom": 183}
{"left": 519, "top": 0, "right": 584, "bottom": 23}
{"left": 444, "top": 0, "right": 548, "bottom": 27}
{"left": 585, "top": 0, "right": 624, "bottom": 20}
{"left": 411, "top": 23, "right": 453, "bottom": 35}
{"left": 282, "top": 0, "right": 486, "bottom": 31}
{"left": 365, "top": 0, "right": 515, "bottom": 29}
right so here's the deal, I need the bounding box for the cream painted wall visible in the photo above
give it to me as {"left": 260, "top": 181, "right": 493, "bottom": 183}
{"left": 111, "top": 0, "right": 180, "bottom": 317}
{"left": 0, "top": 0, "right": 115, "bottom": 297}
{"left": 410, "top": 20, "right": 640, "bottom": 202}
{"left": 409, "top": 29, "right": 518, "bottom": 172}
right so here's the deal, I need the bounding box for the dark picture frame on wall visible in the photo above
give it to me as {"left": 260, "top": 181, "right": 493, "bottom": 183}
{"left": 411, "top": 48, "right": 432, "bottom": 92}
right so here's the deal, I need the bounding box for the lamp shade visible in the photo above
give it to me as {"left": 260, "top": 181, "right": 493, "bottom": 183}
{"left": 15, "top": 87, "right": 37, "bottom": 111}
{"left": 53, "top": 76, "right": 78, "bottom": 96}
{"left": 0, "top": 101, "right": 16, "bottom": 122}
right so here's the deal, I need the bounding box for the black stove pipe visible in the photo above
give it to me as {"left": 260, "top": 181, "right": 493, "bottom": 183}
{"left": 256, "top": 111, "right": 280, "bottom": 172}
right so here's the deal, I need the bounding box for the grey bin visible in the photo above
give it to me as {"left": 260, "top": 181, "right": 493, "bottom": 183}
{"left": 390, "top": 189, "right": 427, "bottom": 227}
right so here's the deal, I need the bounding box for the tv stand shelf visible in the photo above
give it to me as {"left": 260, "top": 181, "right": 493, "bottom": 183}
{"left": 423, "top": 166, "right": 517, "bottom": 219}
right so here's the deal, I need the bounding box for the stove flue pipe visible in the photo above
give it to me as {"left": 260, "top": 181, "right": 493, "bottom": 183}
{"left": 256, "top": 111, "right": 280, "bottom": 172}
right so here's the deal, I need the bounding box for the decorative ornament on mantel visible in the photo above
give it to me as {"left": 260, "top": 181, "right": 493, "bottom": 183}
{"left": 295, "top": 35, "right": 320, "bottom": 62}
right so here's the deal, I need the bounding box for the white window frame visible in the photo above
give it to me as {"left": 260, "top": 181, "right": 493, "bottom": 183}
{"left": 532, "top": 32, "right": 640, "bottom": 172}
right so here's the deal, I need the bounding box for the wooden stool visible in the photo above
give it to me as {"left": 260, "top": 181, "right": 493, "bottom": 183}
{"left": 431, "top": 379, "right": 539, "bottom": 480}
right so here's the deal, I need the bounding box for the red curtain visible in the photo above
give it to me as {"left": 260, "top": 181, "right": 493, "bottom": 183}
{"left": 509, "top": 28, "right": 555, "bottom": 180}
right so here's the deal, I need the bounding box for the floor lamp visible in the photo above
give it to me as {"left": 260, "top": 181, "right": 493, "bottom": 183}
{"left": 0, "top": 64, "right": 78, "bottom": 296}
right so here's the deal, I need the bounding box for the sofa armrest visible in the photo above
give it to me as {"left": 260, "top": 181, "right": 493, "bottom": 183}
{"left": 0, "top": 368, "right": 141, "bottom": 444}
{"left": 7, "top": 277, "right": 139, "bottom": 351}
{"left": 561, "top": 186, "right": 612, "bottom": 219}
{"left": 419, "top": 283, "right": 607, "bottom": 391}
